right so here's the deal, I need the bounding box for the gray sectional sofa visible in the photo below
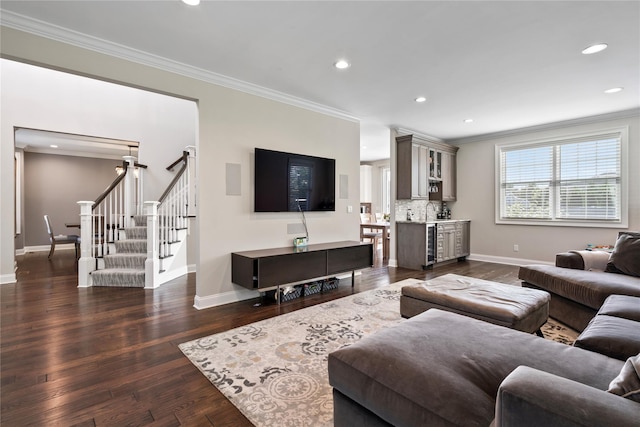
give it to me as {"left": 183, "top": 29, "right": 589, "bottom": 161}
{"left": 519, "top": 232, "right": 640, "bottom": 331}
{"left": 328, "top": 309, "right": 640, "bottom": 426}
{"left": 328, "top": 232, "right": 640, "bottom": 426}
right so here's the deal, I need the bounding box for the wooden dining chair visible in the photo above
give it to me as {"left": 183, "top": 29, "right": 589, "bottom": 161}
{"left": 360, "top": 213, "right": 382, "bottom": 249}
{"left": 44, "top": 215, "right": 80, "bottom": 259}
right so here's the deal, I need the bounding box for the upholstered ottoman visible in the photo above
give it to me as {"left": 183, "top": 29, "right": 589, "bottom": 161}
{"left": 400, "top": 274, "right": 550, "bottom": 334}
{"left": 574, "top": 295, "right": 640, "bottom": 360}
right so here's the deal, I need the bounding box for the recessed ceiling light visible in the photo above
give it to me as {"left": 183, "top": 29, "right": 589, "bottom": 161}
{"left": 582, "top": 43, "right": 608, "bottom": 55}
{"left": 334, "top": 60, "right": 350, "bottom": 69}
{"left": 50, "top": 144, "right": 58, "bottom": 148}
{"left": 604, "top": 87, "right": 623, "bottom": 94}
{"left": 463, "top": 119, "right": 474, "bottom": 123}
{"left": 182, "top": 0, "right": 200, "bottom": 5}
{"left": 415, "top": 97, "right": 427, "bottom": 103}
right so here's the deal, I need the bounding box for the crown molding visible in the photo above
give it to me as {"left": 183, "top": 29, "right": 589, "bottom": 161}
{"left": 393, "top": 127, "right": 445, "bottom": 144}
{"left": 0, "top": 10, "right": 359, "bottom": 123}
{"left": 448, "top": 108, "right": 640, "bottom": 145}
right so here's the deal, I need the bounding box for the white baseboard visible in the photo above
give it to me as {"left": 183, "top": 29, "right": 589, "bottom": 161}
{"left": 1, "top": 273, "right": 17, "bottom": 285}
{"left": 194, "top": 287, "right": 260, "bottom": 310}
{"left": 467, "top": 253, "right": 553, "bottom": 267}
{"left": 18, "top": 244, "right": 76, "bottom": 255}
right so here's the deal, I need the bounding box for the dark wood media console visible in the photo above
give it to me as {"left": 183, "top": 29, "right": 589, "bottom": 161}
{"left": 231, "top": 241, "right": 373, "bottom": 290}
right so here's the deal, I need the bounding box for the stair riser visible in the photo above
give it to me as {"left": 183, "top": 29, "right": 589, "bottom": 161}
{"left": 121, "top": 227, "right": 147, "bottom": 240}
{"left": 92, "top": 271, "right": 145, "bottom": 288}
{"left": 104, "top": 256, "right": 146, "bottom": 269}
{"left": 114, "top": 240, "right": 147, "bottom": 253}
{"left": 133, "top": 215, "right": 146, "bottom": 227}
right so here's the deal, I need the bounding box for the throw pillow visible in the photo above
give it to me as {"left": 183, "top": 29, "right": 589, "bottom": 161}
{"left": 605, "top": 232, "right": 640, "bottom": 277}
{"left": 608, "top": 353, "right": 640, "bottom": 403}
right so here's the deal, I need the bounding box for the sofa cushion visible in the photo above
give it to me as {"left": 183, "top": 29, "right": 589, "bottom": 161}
{"left": 328, "top": 309, "right": 623, "bottom": 427}
{"left": 608, "top": 354, "right": 640, "bottom": 403}
{"left": 518, "top": 265, "right": 640, "bottom": 310}
{"left": 606, "top": 232, "right": 640, "bottom": 277}
{"left": 599, "top": 295, "right": 640, "bottom": 322}
{"left": 574, "top": 315, "right": 640, "bottom": 360}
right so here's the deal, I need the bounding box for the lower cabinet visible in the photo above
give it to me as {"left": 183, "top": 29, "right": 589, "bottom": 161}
{"left": 397, "top": 222, "right": 434, "bottom": 270}
{"left": 397, "top": 220, "right": 471, "bottom": 270}
{"left": 436, "top": 221, "right": 470, "bottom": 263}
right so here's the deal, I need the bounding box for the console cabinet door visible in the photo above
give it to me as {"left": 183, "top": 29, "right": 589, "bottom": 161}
{"left": 258, "top": 251, "right": 327, "bottom": 288}
{"left": 327, "top": 245, "right": 373, "bottom": 275}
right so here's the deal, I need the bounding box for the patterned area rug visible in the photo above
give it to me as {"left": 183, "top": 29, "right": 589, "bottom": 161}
{"left": 179, "top": 278, "right": 578, "bottom": 426}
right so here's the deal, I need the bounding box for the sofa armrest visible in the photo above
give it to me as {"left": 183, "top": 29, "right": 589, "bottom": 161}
{"left": 555, "top": 252, "right": 585, "bottom": 269}
{"left": 556, "top": 250, "right": 610, "bottom": 270}
{"left": 495, "top": 366, "right": 640, "bottom": 427}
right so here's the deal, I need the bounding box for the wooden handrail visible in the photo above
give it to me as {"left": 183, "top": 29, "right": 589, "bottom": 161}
{"left": 159, "top": 162, "right": 187, "bottom": 203}
{"left": 166, "top": 151, "right": 188, "bottom": 172}
{"left": 93, "top": 160, "right": 127, "bottom": 209}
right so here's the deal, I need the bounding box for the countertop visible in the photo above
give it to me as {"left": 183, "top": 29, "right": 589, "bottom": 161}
{"left": 396, "top": 219, "right": 470, "bottom": 224}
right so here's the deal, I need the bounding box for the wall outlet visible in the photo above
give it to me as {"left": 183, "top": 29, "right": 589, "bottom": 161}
{"left": 347, "top": 205, "right": 353, "bottom": 213}
{"left": 513, "top": 244, "right": 519, "bottom": 252}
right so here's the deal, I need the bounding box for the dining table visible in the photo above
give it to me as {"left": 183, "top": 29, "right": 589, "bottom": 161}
{"left": 360, "top": 221, "right": 390, "bottom": 260}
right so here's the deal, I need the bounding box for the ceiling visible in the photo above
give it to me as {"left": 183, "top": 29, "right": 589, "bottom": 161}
{"left": 1, "top": 1, "right": 638, "bottom": 161}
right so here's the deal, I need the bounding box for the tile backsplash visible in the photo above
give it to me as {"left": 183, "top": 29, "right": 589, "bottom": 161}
{"left": 395, "top": 200, "right": 440, "bottom": 222}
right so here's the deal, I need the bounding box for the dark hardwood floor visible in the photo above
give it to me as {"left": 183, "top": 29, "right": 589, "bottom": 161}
{"left": 1, "top": 249, "right": 520, "bottom": 426}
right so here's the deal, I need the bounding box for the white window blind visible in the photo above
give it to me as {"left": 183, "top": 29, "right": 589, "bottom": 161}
{"left": 499, "top": 131, "right": 622, "bottom": 224}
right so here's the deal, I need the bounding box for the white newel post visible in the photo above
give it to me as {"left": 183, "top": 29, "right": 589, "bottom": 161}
{"left": 145, "top": 201, "right": 160, "bottom": 289}
{"left": 77, "top": 201, "right": 95, "bottom": 287}
{"left": 186, "top": 145, "right": 197, "bottom": 217}
{"left": 136, "top": 166, "right": 144, "bottom": 215}
{"left": 123, "top": 155, "right": 136, "bottom": 228}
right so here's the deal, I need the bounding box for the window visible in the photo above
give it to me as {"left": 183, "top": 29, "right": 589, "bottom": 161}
{"left": 496, "top": 128, "right": 627, "bottom": 227}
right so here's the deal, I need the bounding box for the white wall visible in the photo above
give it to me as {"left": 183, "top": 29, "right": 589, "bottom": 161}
{"left": 455, "top": 114, "right": 640, "bottom": 264}
{"left": 22, "top": 152, "right": 122, "bottom": 247}
{"left": 1, "top": 59, "right": 197, "bottom": 202}
{"left": 0, "top": 27, "right": 361, "bottom": 305}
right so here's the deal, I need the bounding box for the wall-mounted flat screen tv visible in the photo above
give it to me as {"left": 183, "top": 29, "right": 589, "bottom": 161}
{"left": 254, "top": 148, "right": 336, "bottom": 212}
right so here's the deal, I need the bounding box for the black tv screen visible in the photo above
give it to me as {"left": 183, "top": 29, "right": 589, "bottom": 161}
{"left": 255, "top": 148, "right": 336, "bottom": 212}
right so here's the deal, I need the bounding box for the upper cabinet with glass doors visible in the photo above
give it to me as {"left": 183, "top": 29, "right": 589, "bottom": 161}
{"left": 396, "top": 134, "right": 458, "bottom": 201}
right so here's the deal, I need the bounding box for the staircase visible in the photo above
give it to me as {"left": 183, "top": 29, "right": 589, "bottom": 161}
{"left": 91, "top": 215, "right": 147, "bottom": 288}
{"left": 77, "top": 147, "right": 196, "bottom": 289}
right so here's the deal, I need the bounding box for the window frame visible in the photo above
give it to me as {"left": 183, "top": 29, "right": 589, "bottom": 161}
{"left": 494, "top": 126, "right": 628, "bottom": 228}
